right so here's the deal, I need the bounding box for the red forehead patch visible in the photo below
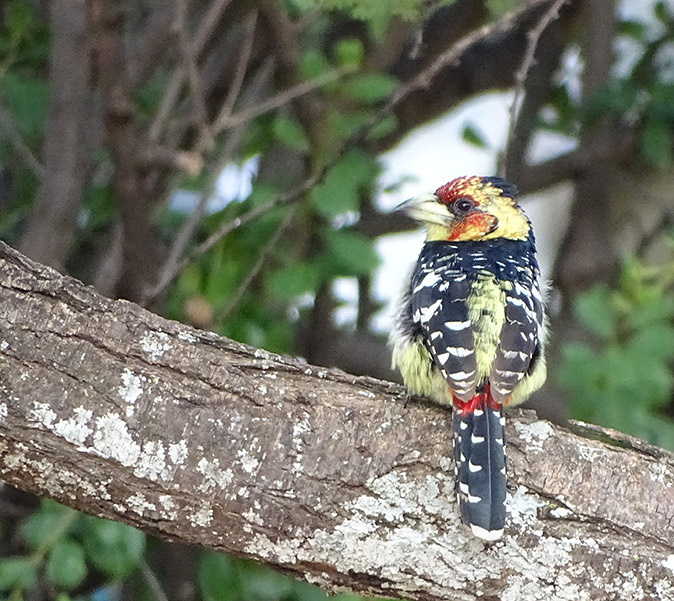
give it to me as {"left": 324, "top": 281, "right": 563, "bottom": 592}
{"left": 434, "top": 176, "right": 486, "bottom": 205}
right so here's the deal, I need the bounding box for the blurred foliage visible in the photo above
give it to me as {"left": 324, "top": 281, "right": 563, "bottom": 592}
{"left": 0, "top": 499, "right": 144, "bottom": 598}
{"left": 541, "top": 0, "right": 674, "bottom": 449}
{"left": 2, "top": 499, "right": 365, "bottom": 601}
{"left": 558, "top": 248, "right": 674, "bottom": 450}
{"left": 541, "top": 1, "right": 674, "bottom": 167}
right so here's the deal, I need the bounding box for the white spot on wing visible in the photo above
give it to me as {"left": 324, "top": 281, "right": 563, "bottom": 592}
{"left": 419, "top": 299, "right": 442, "bottom": 324}
{"left": 445, "top": 320, "right": 471, "bottom": 331}
{"left": 447, "top": 346, "right": 472, "bottom": 358}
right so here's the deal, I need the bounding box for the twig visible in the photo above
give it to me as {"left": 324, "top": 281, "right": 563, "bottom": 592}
{"left": 148, "top": 0, "right": 232, "bottom": 143}
{"left": 501, "top": 0, "right": 569, "bottom": 174}
{"left": 146, "top": 0, "right": 551, "bottom": 300}
{"left": 140, "top": 560, "right": 170, "bottom": 601}
{"left": 151, "top": 135, "right": 239, "bottom": 300}
{"left": 148, "top": 62, "right": 273, "bottom": 304}
{"left": 0, "top": 101, "right": 44, "bottom": 179}
{"left": 219, "top": 203, "right": 299, "bottom": 320}
{"left": 212, "top": 11, "right": 258, "bottom": 132}
{"left": 213, "top": 66, "right": 348, "bottom": 133}
{"left": 175, "top": 0, "right": 214, "bottom": 149}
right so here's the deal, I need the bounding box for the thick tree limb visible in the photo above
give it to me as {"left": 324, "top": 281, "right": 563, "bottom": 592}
{"left": 0, "top": 241, "right": 673, "bottom": 601}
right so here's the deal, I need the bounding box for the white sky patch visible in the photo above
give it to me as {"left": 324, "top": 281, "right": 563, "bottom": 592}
{"left": 333, "top": 277, "right": 358, "bottom": 328}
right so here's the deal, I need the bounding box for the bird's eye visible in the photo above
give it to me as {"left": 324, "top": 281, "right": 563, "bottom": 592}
{"left": 453, "top": 198, "right": 474, "bottom": 214}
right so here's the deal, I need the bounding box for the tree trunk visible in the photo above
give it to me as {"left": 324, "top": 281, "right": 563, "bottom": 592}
{"left": 18, "top": 0, "right": 89, "bottom": 269}
{"left": 0, "top": 241, "right": 672, "bottom": 601}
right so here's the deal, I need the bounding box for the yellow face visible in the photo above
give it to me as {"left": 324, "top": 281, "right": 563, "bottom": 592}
{"left": 396, "top": 176, "right": 531, "bottom": 242}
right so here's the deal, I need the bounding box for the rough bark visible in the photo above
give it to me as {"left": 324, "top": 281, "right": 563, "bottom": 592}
{"left": 0, "top": 240, "right": 673, "bottom": 601}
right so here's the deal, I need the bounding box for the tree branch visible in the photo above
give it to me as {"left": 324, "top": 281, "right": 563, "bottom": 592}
{"left": 501, "top": 0, "right": 568, "bottom": 176}
{"left": 0, "top": 241, "right": 673, "bottom": 600}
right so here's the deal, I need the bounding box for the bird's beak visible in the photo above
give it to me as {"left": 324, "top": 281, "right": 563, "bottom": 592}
{"left": 395, "top": 194, "right": 452, "bottom": 226}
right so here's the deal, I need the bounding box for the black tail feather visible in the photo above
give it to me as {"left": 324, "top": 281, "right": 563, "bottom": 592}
{"left": 453, "top": 389, "right": 506, "bottom": 540}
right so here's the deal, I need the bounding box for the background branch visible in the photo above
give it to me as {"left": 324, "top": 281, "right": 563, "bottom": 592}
{"left": 501, "top": 0, "right": 569, "bottom": 176}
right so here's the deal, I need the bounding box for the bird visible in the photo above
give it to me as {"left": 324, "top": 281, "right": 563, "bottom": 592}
{"left": 389, "top": 175, "right": 546, "bottom": 540}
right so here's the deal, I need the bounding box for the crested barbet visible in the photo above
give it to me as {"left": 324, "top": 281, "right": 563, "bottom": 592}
{"left": 389, "top": 175, "right": 546, "bottom": 540}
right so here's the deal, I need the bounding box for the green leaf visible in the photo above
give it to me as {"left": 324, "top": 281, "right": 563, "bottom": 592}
{"left": 629, "top": 324, "right": 674, "bottom": 363}
{"left": 343, "top": 73, "right": 397, "bottom": 104}
{"left": 1, "top": 72, "right": 48, "bottom": 142}
{"left": 310, "top": 149, "right": 377, "bottom": 218}
{"left": 267, "top": 261, "right": 320, "bottom": 301}
{"left": 573, "top": 286, "right": 616, "bottom": 339}
{"left": 641, "top": 120, "right": 672, "bottom": 166}
{"left": 322, "top": 229, "right": 379, "bottom": 276}
{"left": 80, "top": 517, "right": 145, "bottom": 579}
{"left": 0, "top": 557, "right": 37, "bottom": 591}
{"left": 334, "top": 38, "right": 364, "bottom": 69}
{"left": 291, "top": 578, "right": 331, "bottom": 601}
{"left": 618, "top": 19, "right": 647, "bottom": 40}
{"left": 272, "top": 115, "right": 310, "bottom": 153}
{"left": 461, "top": 123, "right": 488, "bottom": 148}
{"left": 20, "top": 500, "right": 77, "bottom": 551}
{"left": 237, "top": 560, "right": 294, "bottom": 601}
{"left": 366, "top": 114, "right": 398, "bottom": 141}
{"left": 300, "top": 49, "right": 330, "bottom": 79}
{"left": 46, "top": 539, "right": 87, "bottom": 590}
{"left": 654, "top": 1, "right": 671, "bottom": 24}
{"left": 485, "top": 0, "right": 517, "bottom": 17}
{"left": 197, "top": 552, "right": 239, "bottom": 601}
{"left": 557, "top": 342, "right": 600, "bottom": 393}
{"left": 6, "top": 0, "right": 34, "bottom": 47}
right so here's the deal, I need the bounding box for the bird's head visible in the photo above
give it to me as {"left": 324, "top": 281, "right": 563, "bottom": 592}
{"left": 396, "top": 175, "right": 530, "bottom": 242}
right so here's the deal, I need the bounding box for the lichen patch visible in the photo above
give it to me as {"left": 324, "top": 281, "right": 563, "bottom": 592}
{"left": 30, "top": 402, "right": 57, "bottom": 428}
{"left": 168, "top": 440, "right": 189, "bottom": 466}
{"left": 118, "top": 369, "right": 144, "bottom": 417}
{"left": 92, "top": 412, "right": 141, "bottom": 467}
{"left": 53, "top": 406, "right": 93, "bottom": 447}
{"left": 135, "top": 440, "right": 167, "bottom": 481}
{"left": 513, "top": 420, "right": 554, "bottom": 453}
{"left": 197, "top": 457, "right": 234, "bottom": 493}
{"left": 140, "top": 331, "right": 172, "bottom": 361}
{"left": 188, "top": 502, "right": 214, "bottom": 527}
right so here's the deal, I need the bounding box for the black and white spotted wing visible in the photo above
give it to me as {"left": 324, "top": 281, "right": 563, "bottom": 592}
{"left": 489, "top": 271, "right": 544, "bottom": 403}
{"left": 410, "top": 252, "right": 478, "bottom": 402}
